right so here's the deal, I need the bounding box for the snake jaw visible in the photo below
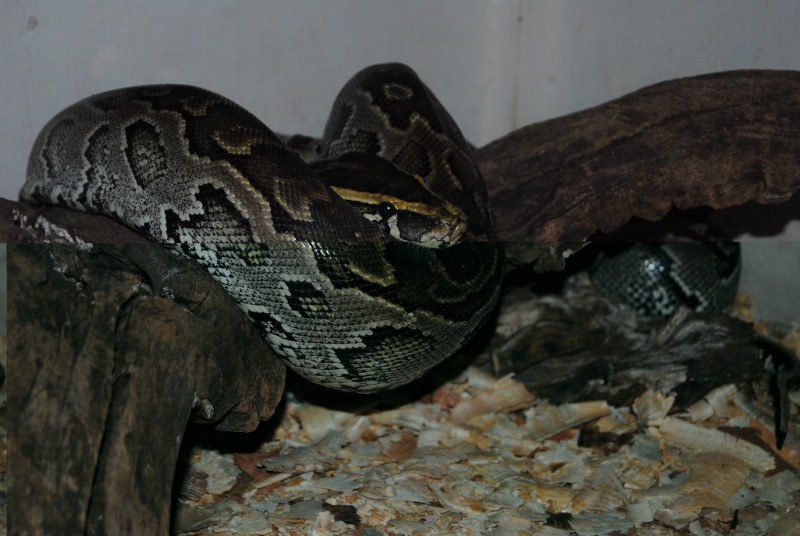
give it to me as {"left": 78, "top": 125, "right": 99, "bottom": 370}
{"left": 375, "top": 206, "right": 466, "bottom": 249}
{"left": 417, "top": 209, "right": 467, "bottom": 248}
{"left": 393, "top": 200, "right": 467, "bottom": 248}
{"left": 440, "top": 200, "right": 468, "bottom": 245}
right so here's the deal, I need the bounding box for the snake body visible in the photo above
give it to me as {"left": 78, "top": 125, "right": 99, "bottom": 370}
{"left": 22, "top": 63, "right": 503, "bottom": 393}
{"left": 590, "top": 242, "right": 741, "bottom": 316}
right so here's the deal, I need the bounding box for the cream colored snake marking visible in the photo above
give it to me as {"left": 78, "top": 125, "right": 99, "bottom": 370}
{"left": 22, "top": 63, "right": 504, "bottom": 393}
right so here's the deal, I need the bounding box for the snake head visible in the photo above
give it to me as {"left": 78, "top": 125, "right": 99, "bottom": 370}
{"left": 313, "top": 153, "right": 467, "bottom": 248}
{"left": 368, "top": 195, "right": 467, "bottom": 248}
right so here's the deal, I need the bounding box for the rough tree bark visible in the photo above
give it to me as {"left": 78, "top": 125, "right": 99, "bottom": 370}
{"left": 7, "top": 242, "right": 286, "bottom": 535}
{"left": 4, "top": 70, "right": 799, "bottom": 535}
{"left": 479, "top": 70, "right": 800, "bottom": 242}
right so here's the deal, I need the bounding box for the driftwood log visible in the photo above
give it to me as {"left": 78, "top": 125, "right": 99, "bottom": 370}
{"left": 7, "top": 244, "right": 286, "bottom": 535}
{"left": 479, "top": 69, "right": 800, "bottom": 242}
{"left": 4, "top": 70, "right": 800, "bottom": 535}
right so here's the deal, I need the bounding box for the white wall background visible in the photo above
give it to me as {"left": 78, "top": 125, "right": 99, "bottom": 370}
{"left": 1, "top": 0, "right": 798, "bottom": 320}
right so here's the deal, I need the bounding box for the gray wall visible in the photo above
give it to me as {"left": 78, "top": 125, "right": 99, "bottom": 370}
{"left": 740, "top": 242, "right": 800, "bottom": 324}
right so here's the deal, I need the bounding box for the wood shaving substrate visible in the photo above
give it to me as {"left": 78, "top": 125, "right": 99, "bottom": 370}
{"left": 173, "top": 326, "right": 800, "bottom": 536}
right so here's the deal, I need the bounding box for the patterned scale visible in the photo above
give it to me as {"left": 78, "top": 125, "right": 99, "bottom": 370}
{"left": 590, "top": 242, "right": 741, "bottom": 316}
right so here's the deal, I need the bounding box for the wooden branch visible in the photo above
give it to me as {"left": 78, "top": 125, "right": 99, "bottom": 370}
{"left": 479, "top": 70, "right": 800, "bottom": 241}
{"left": 7, "top": 244, "right": 285, "bottom": 535}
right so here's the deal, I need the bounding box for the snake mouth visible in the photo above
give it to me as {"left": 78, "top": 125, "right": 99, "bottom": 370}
{"left": 423, "top": 221, "right": 467, "bottom": 248}
{"left": 429, "top": 207, "right": 468, "bottom": 248}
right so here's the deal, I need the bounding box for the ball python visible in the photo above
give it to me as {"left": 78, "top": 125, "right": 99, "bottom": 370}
{"left": 21, "top": 63, "right": 504, "bottom": 393}
{"left": 589, "top": 242, "right": 742, "bottom": 316}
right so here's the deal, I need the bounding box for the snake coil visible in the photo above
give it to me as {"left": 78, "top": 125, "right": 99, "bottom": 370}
{"left": 22, "top": 63, "right": 504, "bottom": 393}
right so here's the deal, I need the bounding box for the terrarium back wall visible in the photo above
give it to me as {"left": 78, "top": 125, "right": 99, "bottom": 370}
{"left": 1, "top": 0, "right": 798, "bottom": 310}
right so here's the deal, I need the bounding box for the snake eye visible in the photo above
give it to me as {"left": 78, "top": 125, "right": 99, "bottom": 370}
{"left": 377, "top": 201, "right": 397, "bottom": 219}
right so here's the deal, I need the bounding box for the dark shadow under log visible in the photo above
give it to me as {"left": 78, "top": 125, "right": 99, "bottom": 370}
{"left": 3, "top": 69, "right": 799, "bottom": 535}
{"left": 480, "top": 273, "right": 762, "bottom": 410}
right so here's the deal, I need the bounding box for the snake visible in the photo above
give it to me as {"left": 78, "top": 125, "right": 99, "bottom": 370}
{"left": 21, "top": 63, "right": 504, "bottom": 393}
{"left": 589, "top": 242, "right": 742, "bottom": 317}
